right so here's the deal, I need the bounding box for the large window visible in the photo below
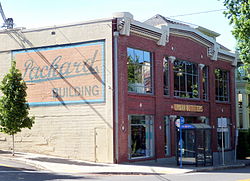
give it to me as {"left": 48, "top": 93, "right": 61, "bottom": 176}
{"left": 215, "top": 69, "right": 230, "bottom": 102}
{"left": 164, "top": 116, "right": 171, "bottom": 155}
{"left": 127, "top": 48, "right": 152, "bottom": 94}
{"left": 217, "top": 118, "right": 231, "bottom": 150}
{"left": 163, "top": 57, "right": 169, "bottom": 95}
{"left": 174, "top": 60, "right": 199, "bottom": 98}
{"left": 129, "top": 115, "right": 154, "bottom": 159}
{"left": 202, "top": 66, "right": 209, "bottom": 100}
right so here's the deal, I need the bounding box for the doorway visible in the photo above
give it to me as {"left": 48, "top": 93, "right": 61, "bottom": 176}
{"left": 176, "top": 124, "right": 212, "bottom": 166}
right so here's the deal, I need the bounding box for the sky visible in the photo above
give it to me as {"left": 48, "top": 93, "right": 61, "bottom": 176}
{"left": 0, "top": 0, "right": 236, "bottom": 51}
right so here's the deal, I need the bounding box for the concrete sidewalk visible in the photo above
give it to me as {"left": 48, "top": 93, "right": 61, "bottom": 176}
{"left": 0, "top": 150, "right": 248, "bottom": 175}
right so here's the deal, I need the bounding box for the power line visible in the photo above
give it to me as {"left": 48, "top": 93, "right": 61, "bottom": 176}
{"left": 169, "top": 9, "right": 227, "bottom": 18}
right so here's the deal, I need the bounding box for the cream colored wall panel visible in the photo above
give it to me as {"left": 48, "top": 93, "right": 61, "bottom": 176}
{"left": 0, "top": 20, "right": 114, "bottom": 163}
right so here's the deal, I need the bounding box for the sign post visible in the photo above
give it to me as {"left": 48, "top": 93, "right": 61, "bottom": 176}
{"left": 176, "top": 116, "right": 185, "bottom": 168}
{"left": 218, "top": 117, "right": 227, "bottom": 165}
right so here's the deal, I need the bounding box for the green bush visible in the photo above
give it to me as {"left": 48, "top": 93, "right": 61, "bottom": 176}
{"left": 237, "top": 130, "right": 250, "bottom": 159}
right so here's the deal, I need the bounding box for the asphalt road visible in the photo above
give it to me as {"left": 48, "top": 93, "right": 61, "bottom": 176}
{"left": 0, "top": 158, "right": 249, "bottom": 181}
{"left": 0, "top": 159, "right": 87, "bottom": 181}
{"left": 97, "top": 167, "right": 250, "bottom": 181}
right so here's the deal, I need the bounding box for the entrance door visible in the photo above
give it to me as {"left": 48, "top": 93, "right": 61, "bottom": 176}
{"left": 196, "top": 129, "right": 212, "bottom": 166}
{"left": 95, "top": 127, "right": 108, "bottom": 162}
{"left": 178, "top": 129, "right": 196, "bottom": 164}
{"left": 196, "top": 130, "right": 205, "bottom": 166}
{"left": 177, "top": 126, "right": 212, "bottom": 166}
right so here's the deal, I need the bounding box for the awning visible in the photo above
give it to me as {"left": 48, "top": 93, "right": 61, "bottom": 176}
{"left": 180, "top": 123, "right": 211, "bottom": 129}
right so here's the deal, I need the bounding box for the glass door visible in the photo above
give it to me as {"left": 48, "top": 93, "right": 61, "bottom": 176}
{"left": 177, "top": 129, "right": 196, "bottom": 165}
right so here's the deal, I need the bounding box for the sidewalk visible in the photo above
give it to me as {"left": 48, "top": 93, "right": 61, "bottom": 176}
{"left": 0, "top": 150, "right": 249, "bottom": 175}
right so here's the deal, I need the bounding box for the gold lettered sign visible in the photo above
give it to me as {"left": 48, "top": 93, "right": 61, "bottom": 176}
{"left": 173, "top": 104, "right": 203, "bottom": 112}
{"left": 13, "top": 41, "right": 105, "bottom": 106}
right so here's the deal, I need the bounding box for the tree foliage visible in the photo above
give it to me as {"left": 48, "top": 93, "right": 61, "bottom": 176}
{"left": 0, "top": 60, "right": 34, "bottom": 136}
{"left": 223, "top": 0, "right": 250, "bottom": 63}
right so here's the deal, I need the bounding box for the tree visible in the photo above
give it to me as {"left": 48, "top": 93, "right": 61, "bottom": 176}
{"left": 223, "top": 0, "right": 250, "bottom": 63}
{"left": 0, "top": 60, "right": 34, "bottom": 156}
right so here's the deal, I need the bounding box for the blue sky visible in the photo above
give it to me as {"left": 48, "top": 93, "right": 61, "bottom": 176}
{"left": 0, "top": 0, "right": 236, "bottom": 51}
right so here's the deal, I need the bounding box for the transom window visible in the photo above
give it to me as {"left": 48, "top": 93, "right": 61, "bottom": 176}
{"left": 215, "top": 69, "right": 230, "bottom": 102}
{"left": 173, "top": 59, "right": 199, "bottom": 99}
{"left": 127, "top": 48, "right": 152, "bottom": 94}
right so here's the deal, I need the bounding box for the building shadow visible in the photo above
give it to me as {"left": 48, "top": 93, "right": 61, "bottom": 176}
{"left": 0, "top": 165, "right": 94, "bottom": 181}
{"left": 28, "top": 157, "right": 108, "bottom": 167}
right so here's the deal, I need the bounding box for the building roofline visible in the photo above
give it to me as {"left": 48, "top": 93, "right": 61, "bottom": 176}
{"left": 0, "top": 12, "right": 235, "bottom": 62}
{"left": 0, "top": 18, "right": 113, "bottom": 34}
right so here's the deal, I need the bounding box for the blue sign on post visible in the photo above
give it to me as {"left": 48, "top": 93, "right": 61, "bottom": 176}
{"left": 180, "top": 124, "right": 195, "bottom": 129}
{"left": 180, "top": 116, "right": 185, "bottom": 124}
{"left": 179, "top": 116, "right": 184, "bottom": 168}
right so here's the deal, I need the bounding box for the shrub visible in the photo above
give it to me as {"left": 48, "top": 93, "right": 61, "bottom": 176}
{"left": 237, "top": 130, "right": 250, "bottom": 159}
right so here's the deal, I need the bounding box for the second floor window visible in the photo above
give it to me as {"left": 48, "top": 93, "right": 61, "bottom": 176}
{"left": 173, "top": 59, "right": 199, "bottom": 99}
{"left": 203, "top": 66, "right": 209, "bottom": 100}
{"left": 215, "top": 69, "right": 230, "bottom": 102}
{"left": 163, "top": 57, "right": 169, "bottom": 95}
{"left": 127, "top": 48, "right": 152, "bottom": 94}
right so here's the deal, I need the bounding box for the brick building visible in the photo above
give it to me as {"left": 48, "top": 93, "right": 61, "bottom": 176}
{"left": 0, "top": 12, "right": 236, "bottom": 165}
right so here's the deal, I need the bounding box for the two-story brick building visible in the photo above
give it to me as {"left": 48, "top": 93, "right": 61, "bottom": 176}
{"left": 0, "top": 12, "right": 236, "bottom": 165}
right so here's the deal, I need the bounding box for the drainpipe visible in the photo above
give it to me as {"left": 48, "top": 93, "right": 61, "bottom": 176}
{"left": 113, "top": 31, "right": 119, "bottom": 163}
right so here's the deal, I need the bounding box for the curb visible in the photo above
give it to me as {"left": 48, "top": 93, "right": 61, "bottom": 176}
{"left": 0, "top": 153, "right": 248, "bottom": 175}
{"left": 0, "top": 155, "right": 47, "bottom": 171}
{"left": 85, "top": 172, "right": 164, "bottom": 175}
{"left": 188, "top": 163, "right": 246, "bottom": 173}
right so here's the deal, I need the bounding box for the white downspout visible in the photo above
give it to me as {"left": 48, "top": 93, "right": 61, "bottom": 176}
{"left": 113, "top": 31, "right": 119, "bottom": 163}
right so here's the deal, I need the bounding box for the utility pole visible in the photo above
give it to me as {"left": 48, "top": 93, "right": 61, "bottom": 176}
{"left": 0, "top": 2, "right": 14, "bottom": 29}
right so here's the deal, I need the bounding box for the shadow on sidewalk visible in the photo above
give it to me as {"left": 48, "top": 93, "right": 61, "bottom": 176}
{"left": 0, "top": 165, "right": 90, "bottom": 181}
{"left": 0, "top": 150, "right": 11, "bottom": 154}
{"left": 28, "top": 157, "right": 109, "bottom": 167}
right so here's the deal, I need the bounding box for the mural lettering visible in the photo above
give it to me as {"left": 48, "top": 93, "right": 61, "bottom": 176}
{"left": 23, "top": 50, "right": 99, "bottom": 83}
{"left": 13, "top": 41, "right": 105, "bottom": 106}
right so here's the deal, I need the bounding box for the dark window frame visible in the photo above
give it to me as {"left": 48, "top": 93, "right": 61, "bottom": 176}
{"left": 163, "top": 57, "right": 169, "bottom": 96}
{"left": 128, "top": 115, "right": 154, "bottom": 159}
{"left": 127, "top": 47, "right": 153, "bottom": 94}
{"left": 203, "top": 66, "right": 209, "bottom": 100}
{"left": 215, "top": 69, "right": 230, "bottom": 102}
{"left": 173, "top": 59, "right": 199, "bottom": 99}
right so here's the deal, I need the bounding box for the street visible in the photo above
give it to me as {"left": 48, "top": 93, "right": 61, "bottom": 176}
{"left": 97, "top": 167, "right": 250, "bottom": 181}
{"left": 0, "top": 158, "right": 249, "bottom": 181}
{"left": 0, "top": 159, "right": 86, "bottom": 181}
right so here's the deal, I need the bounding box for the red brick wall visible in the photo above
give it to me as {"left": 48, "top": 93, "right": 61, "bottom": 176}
{"left": 115, "top": 32, "right": 236, "bottom": 163}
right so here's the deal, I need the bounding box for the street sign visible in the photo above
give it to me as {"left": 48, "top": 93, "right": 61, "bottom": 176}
{"left": 180, "top": 124, "right": 195, "bottom": 129}
{"left": 175, "top": 117, "right": 185, "bottom": 128}
{"left": 178, "top": 116, "right": 185, "bottom": 168}
{"left": 175, "top": 119, "right": 180, "bottom": 127}
{"left": 180, "top": 116, "right": 185, "bottom": 124}
{"left": 218, "top": 118, "right": 227, "bottom": 128}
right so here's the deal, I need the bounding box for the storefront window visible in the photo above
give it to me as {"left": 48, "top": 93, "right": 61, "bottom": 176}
{"left": 215, "top": 69, "right": 230, "bottom": 102}
{"left": 163, "top": 57, "right": 169, "bottom": 95}
{"left": 217, "top": 118, "right": 231, "bottom": 149}
{"left": 238, "top": 93, "right": 243, "bottom": 108}
{"left": 164, "top": 116, "right": 171, "bottom": 155}
{"left": 174, "top": 59, "right": 199, "bottom": 99}
{"left": 127, "top": 48, "right": 152, "bottom": 94}
{"left": 129, "top": 115, "right": 154, "bottom": 159}
{"left": 202, "top": 66, "right": 209, "bottom": 100}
